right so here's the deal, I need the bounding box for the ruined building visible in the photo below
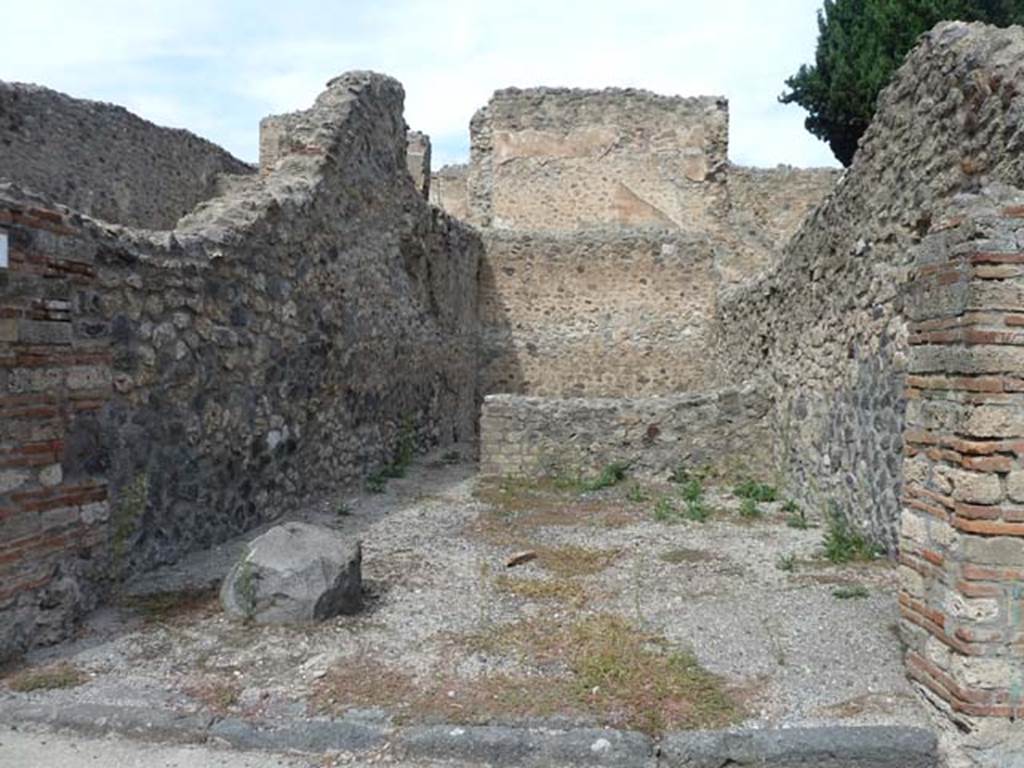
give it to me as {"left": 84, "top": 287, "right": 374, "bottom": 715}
{"left": 1, "top": 20, "right": 1023, "bottom": 731}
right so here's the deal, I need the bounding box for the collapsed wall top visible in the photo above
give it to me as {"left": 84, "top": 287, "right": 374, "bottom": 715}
{"left": 0, "top": 81, "right": 254, "bottom": 229}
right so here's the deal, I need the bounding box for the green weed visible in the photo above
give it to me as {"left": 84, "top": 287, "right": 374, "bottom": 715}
{"left": 582, "top": 461, "right": 631, "bottom": 492}
{"left": 653, "top": 497, "right": 677, "bottom": 523}
{"left": 684, "top": 498, "right": 710, "bottom": 523}
{"left": 823, "top": 511, "right": 877, "bottom": 564}
{"left": 776, "top": 554, "right": 797, "bottom": 572}
{"left": 738, "top": 497, "right": 761, "bottom": 519}
{"left": 832, "top": 584, "right": 870, "bottom": 599}
{"left": 627, "top": 484, "right": 650, "bottom": 503}
{"left": 734, "top": 480, "right": 778, "bottom": 503}
{"left": 680, "top": 477, "right": 703, "bottom": 503}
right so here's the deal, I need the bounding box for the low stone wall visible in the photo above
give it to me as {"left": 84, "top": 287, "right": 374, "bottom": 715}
{"left": 0, "top": 82, "right": 254, "bottom": 229}
{"left": 480, "top": 228, "right": 719, "bottom": 397}
{"left": 899, "top": 189, "right": 1024, "bottom": 724}
{"left": 479, "top": 387, "right": 772, "bottom": 480}
{"left": 0, "top": 72, "right": 481, "bottom": 659}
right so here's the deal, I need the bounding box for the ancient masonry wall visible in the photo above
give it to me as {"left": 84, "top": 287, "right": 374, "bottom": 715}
{"left": 0, "top": 73, "right": 481, "bottom": 659}
{"left": 467, "top": 87, "right": 728, "bottom": 232}
{"left": 717, "top": 22, "right": 1024, "bottom": 550}
{"left": 0, "top": 82, "right": 255, "bottom": 229}
{"left": 899, "top": 189, "right": 1024, "bottom": 723}
{"left": 720, "top": 164, "right": 842, "bottom": 279}
{"left": 480, "top": 228, "right": 720, "bottom": 397}
{"left": 429, "top": 164, "right": 470, "bottom": 221}
{"left": 464, "top": 85, "right": 841, "bottom": 480}
{"left": 726, "top": 165, "right": 842, "bottom": 254}
{"left": 480, "top": 388, "right": 773, "bottom": 479}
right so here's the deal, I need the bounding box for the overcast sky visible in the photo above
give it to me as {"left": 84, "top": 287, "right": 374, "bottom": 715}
{"left": 0, "top": 1, "right": 839, "bottom": 169}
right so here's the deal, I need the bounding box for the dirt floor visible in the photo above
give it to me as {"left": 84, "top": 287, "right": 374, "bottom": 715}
{"left": 0, "top": 448, "right": 931, "bottom": 740}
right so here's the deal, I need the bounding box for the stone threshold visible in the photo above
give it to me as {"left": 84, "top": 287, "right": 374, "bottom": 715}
{"left": 0, "top": 701, "right": 939, "bottom": 767}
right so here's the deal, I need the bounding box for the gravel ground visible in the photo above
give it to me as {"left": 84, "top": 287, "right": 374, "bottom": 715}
{"left": 0, "top": 723, "right": 318, "bottom": 768}
{"left": 0, "top": 448, "right": 930, "bottom": 738}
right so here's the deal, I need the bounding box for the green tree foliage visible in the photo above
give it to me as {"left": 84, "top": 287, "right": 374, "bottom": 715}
{"left": 781, "top": 0, "right": 1024, "bottom": 166}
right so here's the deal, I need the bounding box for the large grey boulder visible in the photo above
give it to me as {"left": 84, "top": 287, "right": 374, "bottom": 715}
{"left": 220, "top": 522, "right": 362, "bottom": 624}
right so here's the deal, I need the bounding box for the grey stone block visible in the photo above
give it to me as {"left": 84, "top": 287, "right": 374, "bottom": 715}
{"left": 0, "top": 702, "right": 212, "bottom": 744}
{"left": 396, "top": 724, "right": 655, "bottom": 767}
{"left": 209, "top": 717, "right": 386, "bottom": 754}
{"left": 220, "top": 522, "right": 362, "bottom": 624}
{"left": 660, "top": 726, "right": 938, "bottom": 767}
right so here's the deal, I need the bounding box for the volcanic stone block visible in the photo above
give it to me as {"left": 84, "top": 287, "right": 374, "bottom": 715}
{"left": 220, "top": 522, "right": 362, "bottom": 624}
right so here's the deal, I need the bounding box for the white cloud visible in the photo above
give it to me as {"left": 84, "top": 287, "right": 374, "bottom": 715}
{"left": 0, "top": 0, "right": 838, "bottom": 168}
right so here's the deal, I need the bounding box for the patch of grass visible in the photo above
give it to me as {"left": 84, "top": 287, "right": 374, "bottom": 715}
{"left": 441, "top": 450, "right": 461, "bottom": 465}
{"left": 738, "top": 497, "right": 762, "bottom": 519}
{"left": 310, "top": 657, "right": 419, "bottom": 717}
{"left": 471, "top": 475, "right": 641, "bottom": 543}
{"left": 121, "top": 586, "right": 218, "bottom": 624}
{"left": 626, "top": 484, "right": 650, "bottom": 503}
{"left": 311, "top": 657, "right": 576, "bottom": 725}
{"left": 776, "top": 554, "right": 797, "bottom": 572}
{"left": 494, "top": 575, "right": 586, "bottom": 605}
{"left": 459, "top": 614, "right": 740, "bottom": 734}
{"left": 336, "top": 502, "right": 351, "bottom": 517}
{"left": 534, "top": 545, "right": 618, "bottom": 577}
{"left": 832, "top": 584, "right": 870, "bottom": 599}
{"left": 734, "top": 480, "right": 778, "bottom": 503}
{"left": 823, "top": 512, "right": 877, "bottom": 564}
{"left": 473, "top": 476, "right": 584, "bottom": 515}
{"left": 659, "top": 548, "right": 714, "bottom": 565}
{"left": 6, "top": 662, "right": 87, "bottom": 692}
{"left": 182, "top": 676, "right": 241, "bottom": 713}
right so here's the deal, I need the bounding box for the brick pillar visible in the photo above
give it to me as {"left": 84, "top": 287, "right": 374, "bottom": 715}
{"left": 900, "top": 194, "right": 1024, "bottom": 723}
{"left": 0, "top": 200, "right": 112, "bottom": 657}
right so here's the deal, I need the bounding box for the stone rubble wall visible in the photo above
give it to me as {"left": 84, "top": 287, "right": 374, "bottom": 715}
{"left": 452, "top": 85, "right": 838, "bottom": 410}
{"left": 0, "top": 82, "right": 255, "bottom": 230}
{"left": 899, "top": 188, "right": 1024, "bottom": 724}
{"left": 429, "top": 164, "right": 470, "bottom": 221}
{"left": 716, "top": 22, "right": 1024, "bottom": 550}
{"left": 726, "top": 165, "right": 842, "bottom": 253}
{"left": 0, "top": 72, "right": 481, "bottom": 659}
{"left": 467, "top": 87, "right": 729, "bottom": 232}
{"left": 480, "top": 227, "right": 720, "bottom": 397}
{"left": 479, "top": 387, "right": 772, "bottom": 479}
{"left": 720, "top": 164, "right": 841, "bottom": 280}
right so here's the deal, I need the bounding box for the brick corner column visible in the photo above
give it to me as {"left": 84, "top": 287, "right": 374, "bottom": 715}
{"left": 900, "top": 194, "right": 1024, "bottom": 724}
